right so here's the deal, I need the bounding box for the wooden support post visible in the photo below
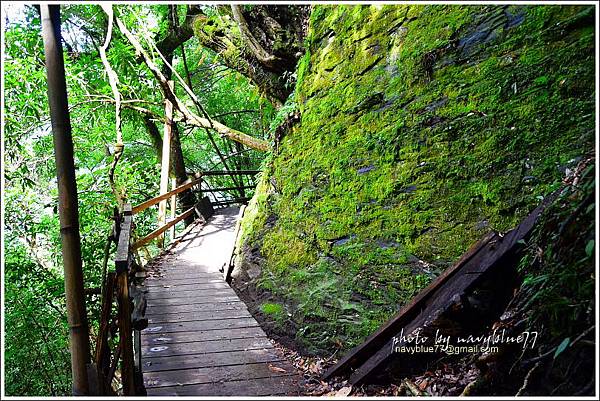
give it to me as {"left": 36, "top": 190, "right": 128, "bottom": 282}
{"left": 117, "top": 272, "right": 135, "bottom": 395}
{"left": 41, "top": 4, "right": 91, "bottom": 395}
{"left": 169, "top": 177, "right": 176, "bottom": 241}
{"left": 157, "top": 80, "right": 174, "bottom": 247}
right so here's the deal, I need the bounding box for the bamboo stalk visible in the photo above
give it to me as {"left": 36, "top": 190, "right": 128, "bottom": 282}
{"left": 41, "top": 5, "right": 90, "bottom": 395}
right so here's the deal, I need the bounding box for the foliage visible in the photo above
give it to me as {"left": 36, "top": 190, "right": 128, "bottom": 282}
{"left": 518, "top": 160, "right": 595, "bottom": 336}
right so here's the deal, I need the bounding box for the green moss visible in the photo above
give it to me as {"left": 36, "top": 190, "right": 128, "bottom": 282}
{"left": 239, "top": 4, "right": 595, "bottom": 354}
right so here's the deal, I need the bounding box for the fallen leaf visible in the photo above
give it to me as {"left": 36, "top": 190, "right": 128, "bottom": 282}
{"left": 335, "top": 386, "right": 352, "bottom": 397}
{"left": 268, "top": 365, "right": 287, "bottom": 373}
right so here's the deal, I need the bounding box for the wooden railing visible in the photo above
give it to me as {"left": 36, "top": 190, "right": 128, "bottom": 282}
{"left": 93, "top": 171, "right": 258, "bottom": 395}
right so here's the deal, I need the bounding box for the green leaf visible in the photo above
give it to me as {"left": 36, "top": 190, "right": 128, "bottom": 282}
{"left": 553, "top": 337, "right": 570, "bottom": 359}
{"left": 585, "top": 240, "right": 594, "bottom": 257}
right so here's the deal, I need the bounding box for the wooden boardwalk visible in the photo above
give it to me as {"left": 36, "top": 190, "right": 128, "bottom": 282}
{"left": 139, "top": 207, "right": 301, "bottom": 396}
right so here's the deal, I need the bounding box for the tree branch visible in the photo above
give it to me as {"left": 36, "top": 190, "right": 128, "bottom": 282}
{"left": 99, "top": 5, "right": 125, "bottom": 206}
{"left": 110, "top": 8, "right": 270, "bottom": 152}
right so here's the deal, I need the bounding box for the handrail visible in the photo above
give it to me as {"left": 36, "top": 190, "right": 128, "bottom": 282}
{"left": 132, "top": 203, "right": 199, "bottom": 250}
{"left": 202, "top": 170, "right": 260, "bottom": 176}
{"left": 197, "top": 184, "right": 255, "bottom": 193}
{"left": 132, "top": 177, "right": 202, "bottom": 214}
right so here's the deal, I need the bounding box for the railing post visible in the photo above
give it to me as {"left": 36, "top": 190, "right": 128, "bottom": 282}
{"left": 169, "top": 177, "right": 176, "bottom": 241}
{"left": 115, "top": 204, "right": 135, "bottom": 395}
{"left": 117, "top": 271, "right": 135, "bottom": 395}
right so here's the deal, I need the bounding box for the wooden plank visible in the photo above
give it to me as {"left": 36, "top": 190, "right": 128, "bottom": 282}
{"left": 142, "top": 317, "right": 259, "bottom": 334}
{"left": 143, "top": 271, "right": 223, "bottom": 280}
{"left": 132, "top": 178, "right": 202, "bottom": 214}
{"left": 145, "top": 289, "right": 238, "bottom": 301}
{"left": 143, "top": 276, "right": 224, "bottom": 285}
{"left": 143, "top": 284, "right": 234, "bottom": 294}
{"left": 143, "top": 360, "right": 294, "bottom": 388}
{"left": 148, "top": 308, "right": 251, "bottom": 324}
{"left": 131, "top": 289, "right": 148, "bottom": 331}
{"left": 141, "top": 326, "right": 268, "bottom": 346}
{"left": 323, "top": 231, "right": 496, "bottom": 380}
{"left": 196, "top": 196, "right": 214, "bottom": 220}
{"left": 202, "top": 170, "right": 259, "bottom": 176}
{"left": 114, "top": 206, "right": 132, "bottom": 274}
{"left": 132, "top": 206, "right": 196, "bottom": 250}
{"left": 117, "top": 271, "right": 135, "bottom": 395}
{"left": 146, "top": 296, "right": 241, "bottom": 308}
{"left": 198, "top": 185, "right": 255, "bottom": 193}
{"left": 146, "top": 375, "right": 300, "bottom": 396}
{"left": 142, "top": 337, "right": 275, "bottom": 368}
{"left": 143, "top": 343, "right": 285, "bottom": 368}
{"left": 145, "top": 300, "right": 245, "bottom": 314}
{"left": 225, "top": 205, "right": 245, "bottom": 282}
{"left": 142, "top": 280, "right": 230, "bottom": 289}
{"left": 346, "top": 193, "right": 557, "bottom": 384}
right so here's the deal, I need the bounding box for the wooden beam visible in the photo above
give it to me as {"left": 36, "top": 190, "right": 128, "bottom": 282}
{"left": 202, "top": 170, "right": 259, "bottom": 176}
{"left": 132, "top": 205, "right": 197, "bottom": 250}
{"left": 132, "top": 177, "right": 201, "bottom": 214}
{"left": 197, "top": 185, "right": 255, "bottom": 193}
{"left": 115, "top": 204, "right": 132, "bottom": 274}
{"left": 117, "top": 272, "right": 135, "bottom": 395}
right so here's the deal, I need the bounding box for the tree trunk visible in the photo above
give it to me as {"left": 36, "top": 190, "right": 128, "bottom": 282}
{"left": 157, "top": 5, "right": 310, "bottom": 106}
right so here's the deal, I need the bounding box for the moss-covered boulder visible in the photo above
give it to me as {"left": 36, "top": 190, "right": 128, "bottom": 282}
{"left": 234, "top": 4, "right": 595, "bottom": 354}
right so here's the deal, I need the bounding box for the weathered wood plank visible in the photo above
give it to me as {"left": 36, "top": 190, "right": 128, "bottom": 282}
{"left": 141, "top": 327, "right": 268, "bottom": 346}
{"left": 115, "top": 210, "right": 132, "bottom": 274}
{"left": 144, "top": 272, "right": 223, "bottom": 281}
{"left": 148, "top": 309, "right": 251, "bottom": 324}
{"left": 145, "top": 288, "right": 237, "bottom": 301}
{"left": 117, "top": 271, "right": 135, "bottom": 395}
{"left": 145, "top": 301, "right": 245, "bottom": 314}
{"left": 142, "top": 281, "right": 231, "bottom": 290}
{"left": 142, "top": 276, "right": 224, "bottom": 285}
{"left": 145, "top": 375, "right": 300, "bottom": 396}
{"left": 143, "top": 348, "right": 282, "bottom": 372}
{"left": 146, "top": 296, "right": 242, "bottom": 308}
{"left": 142, "top": 335, "right": 272, "bottom": 360}
{"left": 142, "top": 317, "right": 259, "bottom": 334}
{"left": 143, "top": 360, "right": 294, "bottom": 388}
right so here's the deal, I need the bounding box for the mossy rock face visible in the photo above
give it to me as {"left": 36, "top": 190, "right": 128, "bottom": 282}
{"left": 236, "top": 4, "right": 595, "bottom": 354}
